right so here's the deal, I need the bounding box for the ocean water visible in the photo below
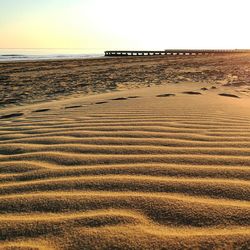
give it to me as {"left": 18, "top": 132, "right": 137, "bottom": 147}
{"left": 0, "top": 49, "right": 104, "bottom": 62}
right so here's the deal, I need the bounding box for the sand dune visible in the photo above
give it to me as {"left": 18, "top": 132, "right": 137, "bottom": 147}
{"left": 0, "top": 57, "right": 250, "bottom": 249}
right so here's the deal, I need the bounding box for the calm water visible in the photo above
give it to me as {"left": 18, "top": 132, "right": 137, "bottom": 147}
{"left": 0, "top": 49, "right": 104, "bottom": 62}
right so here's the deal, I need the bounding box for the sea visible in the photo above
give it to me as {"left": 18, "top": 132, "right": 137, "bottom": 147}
{"left": 0, "top": 49, "right": 104, "bottom": 62}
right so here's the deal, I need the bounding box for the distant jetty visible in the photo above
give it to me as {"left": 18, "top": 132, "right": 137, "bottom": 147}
{"left": 105, "top": 49, "right": 250, "bottom": 57}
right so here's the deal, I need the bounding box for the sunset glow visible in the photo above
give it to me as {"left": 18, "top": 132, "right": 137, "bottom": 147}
{"left": 0, "top": 0, "right": 250, "bottom": 51}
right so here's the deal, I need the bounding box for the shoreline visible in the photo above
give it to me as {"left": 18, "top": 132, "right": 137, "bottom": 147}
{"left": 1, "top": 52, "right": 250, "bottom": 64}
{"left": 0, "top": 55, "right": 105, "bottom": 64}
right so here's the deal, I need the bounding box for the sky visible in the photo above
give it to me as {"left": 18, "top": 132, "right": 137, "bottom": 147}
{"left": 0, "top": 0, "right": 250, "bottom": 52}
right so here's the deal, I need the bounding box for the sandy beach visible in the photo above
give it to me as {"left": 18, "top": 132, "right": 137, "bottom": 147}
{"left": 0, "top": 54, "right": 250, "bottom": 249}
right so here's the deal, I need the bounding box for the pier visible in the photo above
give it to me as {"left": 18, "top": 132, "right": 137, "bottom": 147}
{"left": 105, "top": 49, "right": 250, "bottom": 57}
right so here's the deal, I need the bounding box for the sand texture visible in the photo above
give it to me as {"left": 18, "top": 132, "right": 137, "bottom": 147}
{"left": 0, "top": 54, "right": 250, "bottom": 249}
{"left": 1, "top": 53, "right": 250, "bottom": 107}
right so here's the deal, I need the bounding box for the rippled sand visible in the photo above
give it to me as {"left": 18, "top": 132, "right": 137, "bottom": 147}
{"left": 0, "top": 56, "right": 250, "bottom": 249}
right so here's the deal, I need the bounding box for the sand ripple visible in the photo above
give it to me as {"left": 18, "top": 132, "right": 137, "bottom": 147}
{"left": 0, "top": 88, "right": 250, "bottom": 249}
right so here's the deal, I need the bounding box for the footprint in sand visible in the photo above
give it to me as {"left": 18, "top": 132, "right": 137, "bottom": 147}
{"left": 183, "top": 91, "right": 202, "bottom": 95}
{"left": 0, "top": 113, "right": 23, "bottom": 119}
{"left": 33, "top": 109, "right": 51, "bottom": 113}
{"left": 156, "top": 94, "right": 175, "bottom": 97}
{"left": 219, "top": 93, "right": 240, "bottom": 98}
{"left": 95, "top": 101, "right": 108, "bottom": 105}
{"left": 127, "top": 96, "right": 140, "bottom": 99}
{"left": 65, "top": 105, "right": 82, "bottom": 109}
{"left": 111, "top": 97, "right": 128, "bottom": 101}
{"left": 200, "top": 87, "right": 208, "bottom": 91}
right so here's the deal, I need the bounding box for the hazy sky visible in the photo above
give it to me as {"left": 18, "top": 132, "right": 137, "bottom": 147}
{"left": 0, "top": 0, "right": 249, "bottom": 51}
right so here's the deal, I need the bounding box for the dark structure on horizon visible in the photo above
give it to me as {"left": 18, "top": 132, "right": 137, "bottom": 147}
{"left": 105, "top": 49, "right": 250, "bottom": 57}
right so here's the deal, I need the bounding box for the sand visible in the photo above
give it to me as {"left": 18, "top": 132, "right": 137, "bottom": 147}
{"left": 0, "top": 54, "right": 250, "bottom": 249}
{"left": 1, "top": 53, "right": 250, "bottom": 106}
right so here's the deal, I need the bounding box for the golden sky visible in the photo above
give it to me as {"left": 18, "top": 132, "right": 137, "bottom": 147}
{"left": 0, "top": 0, "right": 250, "bottom": 52}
